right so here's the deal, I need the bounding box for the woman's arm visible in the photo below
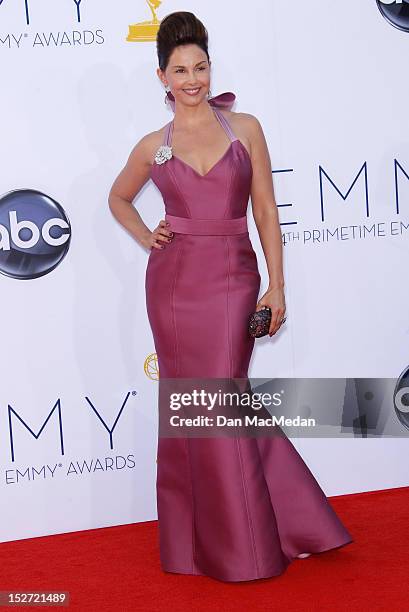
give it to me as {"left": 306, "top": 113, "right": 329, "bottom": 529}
{"left": 244, "top": 114, "right": 286, "bottom": 336}
{"left": 108, "top": 132, "right": 173, "bottom": 251}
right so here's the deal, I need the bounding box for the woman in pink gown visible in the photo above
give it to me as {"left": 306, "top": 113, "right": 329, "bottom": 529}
{"left": 109, "top": 11, "right": 353, "bottom": 582}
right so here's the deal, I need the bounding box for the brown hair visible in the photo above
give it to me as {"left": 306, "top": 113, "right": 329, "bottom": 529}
{"left": 156, "top": 11, "right": 210, "bottom": 72}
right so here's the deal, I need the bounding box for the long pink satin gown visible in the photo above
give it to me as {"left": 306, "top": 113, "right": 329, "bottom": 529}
{"left": 145, "top": 91, "right": 353, "bottom": 582}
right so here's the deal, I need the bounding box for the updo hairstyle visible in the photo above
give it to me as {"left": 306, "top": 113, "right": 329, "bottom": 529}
{"left": 156, "top": 11, "right": 210, "bottom": 71}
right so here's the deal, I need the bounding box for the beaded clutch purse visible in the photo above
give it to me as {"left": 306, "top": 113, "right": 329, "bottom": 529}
{"left": 248, "top": 306, "right": 272, "bottom": 338}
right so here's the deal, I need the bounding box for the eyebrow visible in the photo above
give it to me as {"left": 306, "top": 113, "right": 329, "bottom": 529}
{"left": 172, "top": 60, "right": 207, "bottom": 68}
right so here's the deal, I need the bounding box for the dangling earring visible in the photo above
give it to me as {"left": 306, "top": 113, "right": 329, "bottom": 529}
{"left": 207, "top": 88, "right": 212, "bottom": 99}
{"left": 164, "top": 86, "right": 170, "bottom": 105}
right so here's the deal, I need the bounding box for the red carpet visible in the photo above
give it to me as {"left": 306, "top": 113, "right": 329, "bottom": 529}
{"left": 1, "top": 486, "right": 407, "bottom": 611}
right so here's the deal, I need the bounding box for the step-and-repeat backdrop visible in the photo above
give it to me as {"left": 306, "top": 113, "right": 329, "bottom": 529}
{"left": 1, "top": 0, "right": 408, "bottom": 542}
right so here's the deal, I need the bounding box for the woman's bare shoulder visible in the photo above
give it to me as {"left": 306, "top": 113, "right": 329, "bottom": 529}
{"left": 223, "top": 109, "right": 263, "bottom": 133}
{"left": 219, "top": 110, "right": 264, "bottom": 154}
{"left": 128, "top": 122, "right": 170, "bottom": 167}
{"left": 140, "top": 123, "right": 169, "bottom": 154}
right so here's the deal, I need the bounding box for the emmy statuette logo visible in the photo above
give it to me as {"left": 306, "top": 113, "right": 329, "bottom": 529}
{"left": 144, "top": 353, "right": 159, "bottom": 380}
{"left": 126, "top": 0, "right": 163, "bottom": 42}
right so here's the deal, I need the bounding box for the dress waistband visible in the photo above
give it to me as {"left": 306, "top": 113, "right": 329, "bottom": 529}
{"left": 165, "top": 214, "right": 248, "bottom": 236}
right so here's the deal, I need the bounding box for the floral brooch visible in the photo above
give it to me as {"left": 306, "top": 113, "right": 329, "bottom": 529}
{"left": 154, "top": 145, "right": 173, "bottom": 165}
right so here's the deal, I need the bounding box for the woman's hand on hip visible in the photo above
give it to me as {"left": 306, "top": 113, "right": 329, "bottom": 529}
{"left": 256, "top": 286, "right": 286, "bottom": 336}
{"left": 142, "top": 219, "right": 173, "bottom": 250}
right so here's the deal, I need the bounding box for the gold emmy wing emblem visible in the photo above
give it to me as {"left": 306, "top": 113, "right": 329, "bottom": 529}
{"left": 144, "top": 352, "right": 159, "bottom": 380}
{"left": 126, "top": 0, "right": 163, "bottom": 42}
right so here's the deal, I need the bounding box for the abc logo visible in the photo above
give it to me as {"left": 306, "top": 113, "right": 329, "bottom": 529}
{"left": 0, "top": 189, "right": 71, "bottom": 280}
{"left": 377, "top": 0, "right": 409, "bottom": 32}
{"left": 393, "top": 365, "right": 409, "bottom": 430}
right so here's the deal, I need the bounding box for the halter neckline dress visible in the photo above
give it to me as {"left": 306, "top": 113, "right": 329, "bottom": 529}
{"left": 145, "top": 91, "right": 353, "bottom": 582}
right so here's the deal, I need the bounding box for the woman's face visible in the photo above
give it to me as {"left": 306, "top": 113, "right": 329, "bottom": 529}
{"left": 158, "top": 44, "right": 211, "bottom": 107}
